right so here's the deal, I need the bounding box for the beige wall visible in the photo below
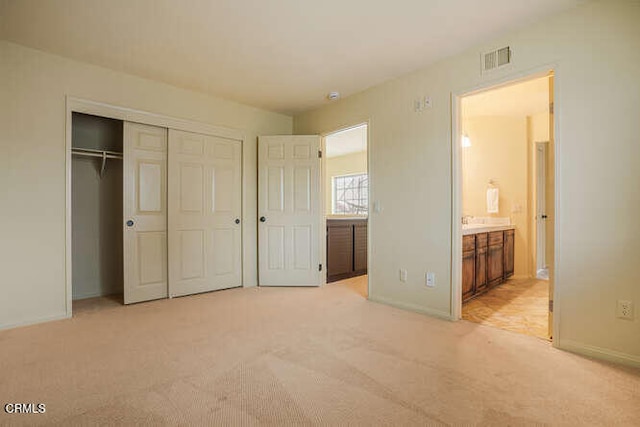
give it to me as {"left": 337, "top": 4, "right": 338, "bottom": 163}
{"left": 0, "top": 40, "right": 292, "bottom": 329}
{"left": 462, "top": 116, "right": 529, "bottom": 277}
{"left": 325, "top": 151, "right": 368, "bottom": 214}
{"left": 294, "top": 0, "right": 640, "bottom": 364}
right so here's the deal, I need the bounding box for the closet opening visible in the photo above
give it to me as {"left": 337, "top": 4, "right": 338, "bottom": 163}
{"left": 71, "top": 112, "right": 124, "bottom": 314}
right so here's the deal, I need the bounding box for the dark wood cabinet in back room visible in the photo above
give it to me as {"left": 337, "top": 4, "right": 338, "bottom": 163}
{"left": 326, "top": 222, "right": 353, "bottom": 280}
{"left": 353, "top": 222, "right": 368, "bottom": 275}
{"left": 327, "top": 218, "right": 367, "bottom": 283}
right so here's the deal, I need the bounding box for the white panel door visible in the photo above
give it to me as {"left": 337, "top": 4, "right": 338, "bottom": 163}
{"left": 124, "top": 122, "right": 168, "bottom": 304}
{"left": 258, "top": 135, "right": 321, "bottom": 286}
{"left": 168, "top": 129, "right": 242, "bottom": 297}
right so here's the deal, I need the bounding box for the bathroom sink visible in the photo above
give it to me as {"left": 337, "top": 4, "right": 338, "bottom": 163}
{"left": 462, "top": 223, "right": 490, "bottom": 229}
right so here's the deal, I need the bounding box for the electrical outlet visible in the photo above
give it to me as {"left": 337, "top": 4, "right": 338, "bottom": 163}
{"left": 426, "top": 272, "right": 436, "bottom": 287}
{"left": 617, "top": 300, "right": 634, "bottom": 320}
{"left": 399, "top": 269, "right": 408, "bottom": 283}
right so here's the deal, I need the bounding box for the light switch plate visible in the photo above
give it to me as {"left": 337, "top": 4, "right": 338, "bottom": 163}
{"left": 400, "top": 269, "right": 408, "bottom": 282}
{"left": 426, "top": 272, "right": 436, "bottom": 287}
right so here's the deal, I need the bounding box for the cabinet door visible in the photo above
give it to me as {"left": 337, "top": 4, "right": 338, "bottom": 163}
{"left": 327, "top": 223, "right": 353, "bottom": 282}
{"left": 488, "top": 244, "right": 504, "bottom": 286}
{"left": 462, "top": 249, "right": 476, "bottom": 301}
{"left": 503, "top": 229, "right": 514, "bottom": 278}
{"left": 353, "top": 222, "right": 367, "bottom": 273}
{"left": 475, "top": 246, "right": 487, "bottom": 293}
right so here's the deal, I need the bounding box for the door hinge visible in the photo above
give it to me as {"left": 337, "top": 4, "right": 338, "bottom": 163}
{"left": 549, "top": 102, "right": 554, "bottom": 114}
{"left": 319, "top": 264, "right": 323, "bottom": 271}
{"left": 549, "top": 299, "right": 554, "bottom": 313}
{"left": 318, "top": 150, "right": 322, "bottom": 158}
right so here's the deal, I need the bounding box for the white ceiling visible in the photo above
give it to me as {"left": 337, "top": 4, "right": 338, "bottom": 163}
{"left": 462, "top": 76, "right": 549, "bottom": 118}
{"left": 0, "top": 0, "right": 584, "bottom": 114}
{"left": 326, "top": 125, "right": 367, "bottom": 158}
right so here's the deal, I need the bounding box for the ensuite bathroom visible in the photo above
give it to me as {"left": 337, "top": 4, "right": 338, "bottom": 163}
{"left": 460, "top": 74, "right": 553, "bottom": 340}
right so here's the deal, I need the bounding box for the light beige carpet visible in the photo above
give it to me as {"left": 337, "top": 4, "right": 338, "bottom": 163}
{"left": 462, "top": 278, "right": 550, "bottom": 340}
{"left": 1, "top": 277, "right": 638, "bottom": 426}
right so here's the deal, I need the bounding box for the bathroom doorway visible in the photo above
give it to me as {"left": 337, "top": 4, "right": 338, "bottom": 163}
{"left": 323, "top": 124, "right": 369, "bottom": 298}
{"left": 454, "top": 72, "right": 555, "bottom": 340}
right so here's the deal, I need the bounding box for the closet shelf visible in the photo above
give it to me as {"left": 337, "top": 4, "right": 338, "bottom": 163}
{"left": 72, "top": 147, "right": 123, "bottom": 178}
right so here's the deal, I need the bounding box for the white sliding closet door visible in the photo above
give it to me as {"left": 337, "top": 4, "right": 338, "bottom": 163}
{"left": 258, "top": 135, "right": 322, "bottom": 286}
{"left": 123, "top": 122, "right": 168, "bottom": 304}
{"left": 168, "top": 129, "right": 242, "bottom": 297}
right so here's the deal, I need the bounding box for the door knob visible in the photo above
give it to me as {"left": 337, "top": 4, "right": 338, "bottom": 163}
{"left": 126, "top": 220, "right": 134, "bottom": 227}
{"left": 259, "top": 216, "right": 266, "bottom": 223}
{"left": 235, "top": 218, "right": 240, "bottom": 224}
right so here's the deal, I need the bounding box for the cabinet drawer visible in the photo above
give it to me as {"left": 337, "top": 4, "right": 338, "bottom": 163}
{"left": 488, "top": 231, "right": 503, "bottom": 246}
{"left": 463, "top": 235, "right": 476, "bottom": 252}
{"left": 476, "top": 233, "right": 488, "bottom": 248}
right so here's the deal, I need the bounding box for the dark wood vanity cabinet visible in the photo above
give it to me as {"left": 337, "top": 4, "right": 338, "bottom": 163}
{"left": 327, "top": 219, "right": 367, "bottom": 283}
{"left": 462, "top": 228, "right": 514, "bottom": 303}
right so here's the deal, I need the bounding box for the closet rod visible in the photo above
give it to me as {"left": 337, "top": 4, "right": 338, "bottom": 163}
{"left": 72, "top": 151, "right": 123, "bottom": 160}
{"left": 72, "top": 147, "right": 122, "bottom": 178}
{"left": 72, "top": 147, "right": 123, "bottom": 159}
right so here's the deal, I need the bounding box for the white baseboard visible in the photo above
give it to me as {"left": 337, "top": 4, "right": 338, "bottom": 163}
{"left": 557, "top": 339, "right": 640, "bottom": 369}
{"left": 368, "top": 295, "right": 453, "bottom": 321}
{"left": 0, "top": 312, "right": 71, "bottom": 331}
{"left": 72, "top": 291, "right": 110, "bottom": 300}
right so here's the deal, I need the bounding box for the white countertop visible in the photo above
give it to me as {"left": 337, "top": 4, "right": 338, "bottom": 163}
{"left": 326, "top": 216, "right": 368, "bottom": 221}
{"left": 462, "top": 224, "right": 515, "bottom": 235}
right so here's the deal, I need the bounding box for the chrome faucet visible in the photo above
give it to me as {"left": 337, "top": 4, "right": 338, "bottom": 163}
{"left": 462, "top": 215, "right": 473, "bottom": 225}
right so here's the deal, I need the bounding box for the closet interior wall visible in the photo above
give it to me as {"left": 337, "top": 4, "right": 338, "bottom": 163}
{"left": 71, "top": 113, "right": 124, "bottom": 301}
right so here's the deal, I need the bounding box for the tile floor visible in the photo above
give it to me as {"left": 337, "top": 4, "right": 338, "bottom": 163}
{"left": 462, "top": 278, "right": 550, "bottom": 340}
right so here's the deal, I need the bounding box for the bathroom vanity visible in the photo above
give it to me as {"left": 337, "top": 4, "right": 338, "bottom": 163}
{"left": 326, "top": 218, "right": 367, "bottom": 283}
{"left": 462, "top": 226, "right": 515, "bottom": 302}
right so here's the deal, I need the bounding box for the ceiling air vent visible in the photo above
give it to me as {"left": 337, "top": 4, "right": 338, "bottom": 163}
{"left": 482, "top": 46, "right": 512, "bottom": 73}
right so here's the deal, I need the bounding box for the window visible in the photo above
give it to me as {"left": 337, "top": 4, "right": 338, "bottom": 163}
{"left": 332, "top": 173, "right": 368, "bottom": 215}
